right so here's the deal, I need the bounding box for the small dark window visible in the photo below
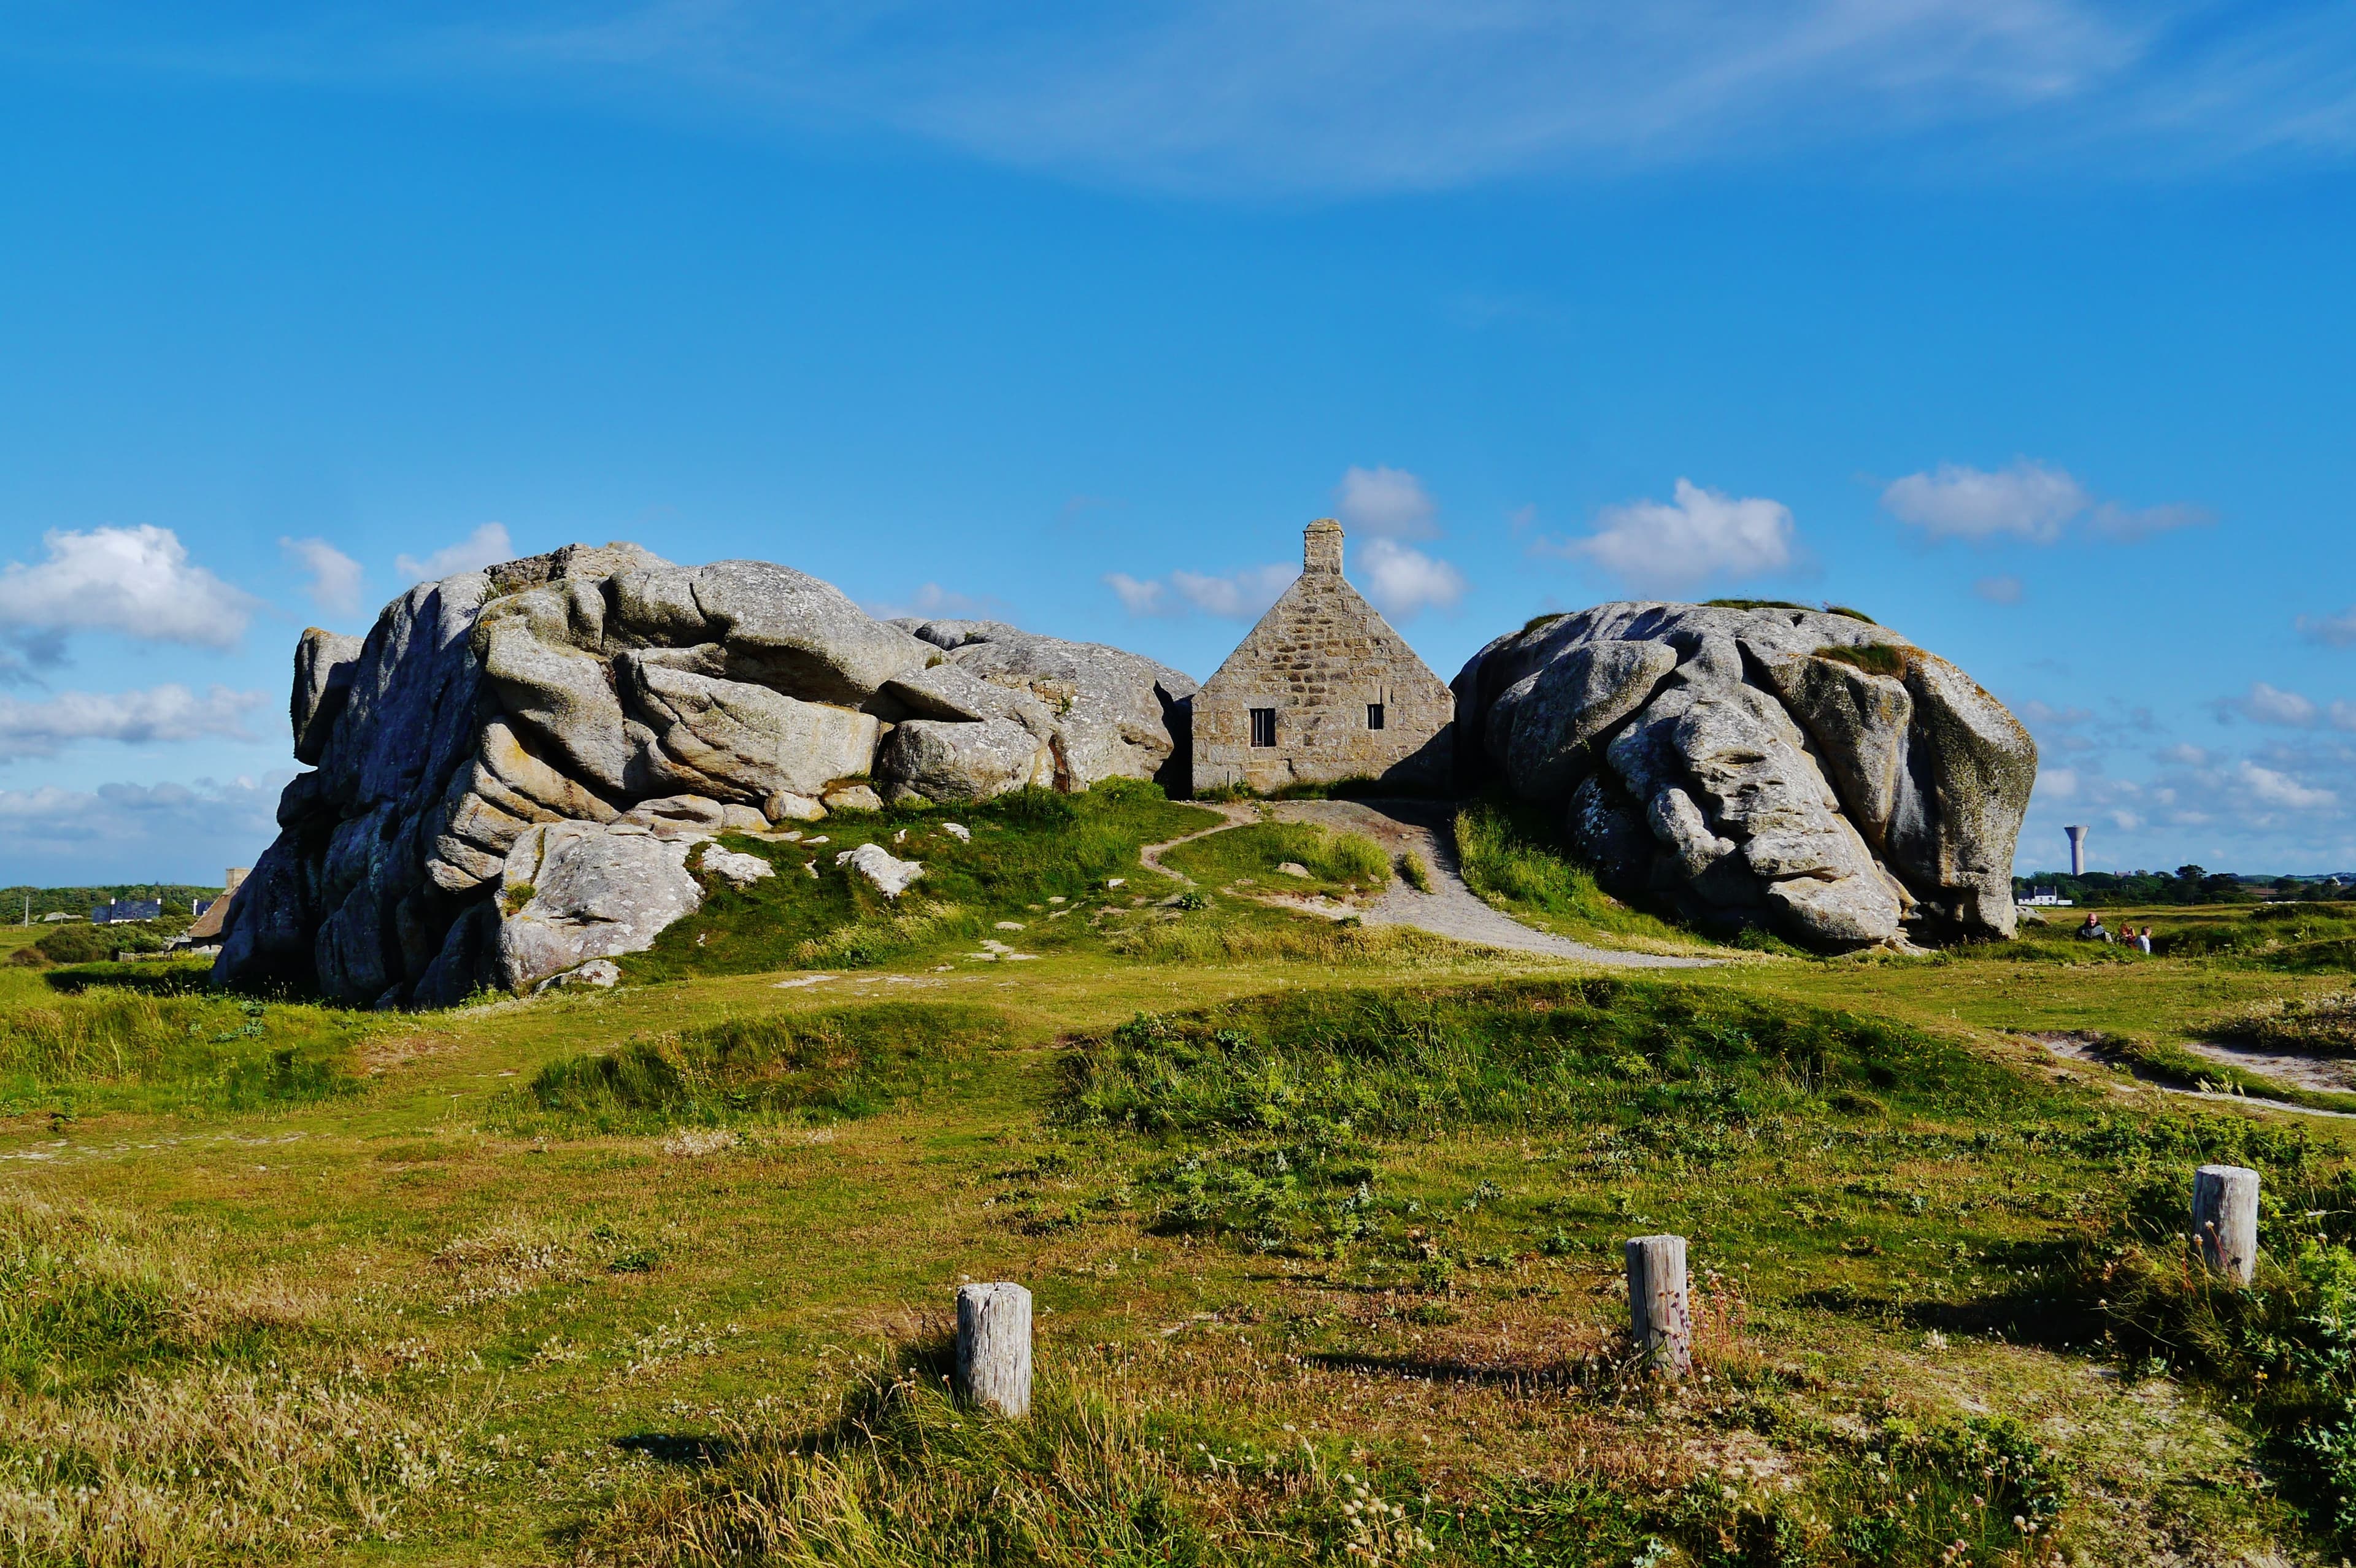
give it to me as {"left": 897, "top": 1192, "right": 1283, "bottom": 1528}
{"left": 1249, "top": 707, "right": 1277, "bottom": 748}
{"left": 1366, "top": 703, "right": 1385, "bottom": 731}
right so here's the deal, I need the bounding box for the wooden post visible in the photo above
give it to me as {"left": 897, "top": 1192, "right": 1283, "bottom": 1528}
{"left": 2192, "top": 1165, "right": 2260, "bottom": 1285}
{"left": 955, "top": 1282, "right": 1033, "bottom": 1417}
{"left": 1625, "top": 1234, "right": 1691, "bottom": 1379}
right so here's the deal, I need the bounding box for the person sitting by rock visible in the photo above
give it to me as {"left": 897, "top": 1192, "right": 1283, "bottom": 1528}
{"left": 2075, "top": 911, "right": 2111, "bottom": 942}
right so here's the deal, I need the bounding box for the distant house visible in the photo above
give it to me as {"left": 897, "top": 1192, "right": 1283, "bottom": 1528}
{"left": 1190, "top": 520, "right": 1453, "bottom": 795}
{"left": 90, "top": 900, "right": 163, "bottom": 924}
{"left": 182, "top": 867, "right": 249, "bottom": 944}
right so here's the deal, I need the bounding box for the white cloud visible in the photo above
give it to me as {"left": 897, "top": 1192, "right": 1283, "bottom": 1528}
{"left": 2236, "top": 759, "right": 2336, "bottom": 812}
{"left": 1333, "top": 466, "right": 1439, "bottom": 540}
{"left": 0, "top": 685, "right": 266, "bottom": 759}
{"left": 1357, "top": 539, "right": 1468, "bottom": 620}
{"left": 279, "top": 536, "right": 365, "bottom": 616}
{"left": 1104, "top": 573, "right": 1166, "bottom": 616}
{"left": 2157, "top": 743, "right": 2210, "bottom": 766}
{"left": 2298, "top": 605, "right": 2356, "bottom": 647}
{"left": 0, "top": 774, "right": 287, "bottom": 880}
{"left": 1108, "top": 563, "right": 1298, "bottom": 620}
{"left": 1881, "top": 459, "right": 2210, "bottom": 546}
{"left": 395, "top": 522, "right": 514, "bottom": 584}
{"left": 1881, "top": 459, "right": 2090, "bottom": 544}
{"left": 0, "top": 525, "right": 259, "bottom": 653}
{"left": 1973, "top": 574, "right": 2025, "bottom": 604}
{"left": 1543, "top": 478, "right": 1796, "bottom": 596}
{"left": 2214, "top": 681, "right": 2356, "bottom": 730}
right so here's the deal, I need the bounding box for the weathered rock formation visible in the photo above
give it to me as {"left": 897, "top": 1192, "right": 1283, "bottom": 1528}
{"left": 214, "top": 544, "right": 1196, "bottom": 1005}
{"left": 1453, "top": 603, "right": 2035, "bottom": 948}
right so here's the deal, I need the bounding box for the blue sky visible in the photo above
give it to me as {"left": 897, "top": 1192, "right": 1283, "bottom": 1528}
{"left": 3, "top": 1, "right": 2354, "bottom": 884}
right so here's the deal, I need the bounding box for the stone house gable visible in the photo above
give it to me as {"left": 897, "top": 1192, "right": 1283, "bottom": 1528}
{"left": 1190, "top": 520, "right": 1454, "bottom": 794}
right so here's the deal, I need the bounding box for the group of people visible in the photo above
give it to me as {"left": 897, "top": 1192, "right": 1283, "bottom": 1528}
{"left": 2074, "top": 912, "right": 2155, "bottom": 953}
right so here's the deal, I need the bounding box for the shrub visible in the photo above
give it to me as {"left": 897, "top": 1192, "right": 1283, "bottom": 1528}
{"left": 1812, "top": 643, "right": 1906, "bottom": 678}
{"left": 2212, "top": 994, "right": 2356, "bottom": 1058}
{"left": 34, "top": 925, "right": 158, "bottom": 966}
{"left": 1395, "top": 851, "right": 1433, "bottom": 893}
{"left": 1452, "top": 796, "right": 1692, "bottom": 945}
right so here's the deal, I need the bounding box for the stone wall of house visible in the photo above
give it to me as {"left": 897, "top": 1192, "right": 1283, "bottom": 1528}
{"left": 1191, "top": 520, "right": 1454, "bottom": 794}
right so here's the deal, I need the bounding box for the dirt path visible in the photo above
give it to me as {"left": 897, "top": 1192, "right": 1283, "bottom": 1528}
{"left": 1140, "top": 798, "right": 1716, "bottom": 969}
{"left": 2027, "top": 1031, "right": 2356, "bottom": 1119}
{"left": 2184, "top": 1039, "right": 2356, "bottom": 1095}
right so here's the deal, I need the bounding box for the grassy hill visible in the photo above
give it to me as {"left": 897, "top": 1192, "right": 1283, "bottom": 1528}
{"left": 3, "top": 788, "right": 2355, "bottom": 1564}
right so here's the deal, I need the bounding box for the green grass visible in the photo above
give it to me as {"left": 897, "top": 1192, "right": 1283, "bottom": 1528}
{"left": 0, "top": 988, "right": 362, "bottom": 1115}
{"left": 623, "top": 780, "right": 1217, "bottom": 983}
{"left": 1158, "top": 819, "right": 1391, "bottom": 897}
{"left": 15, "top": 824, "right": 2356, "bottom": 1561}
{"left": 2212, "top": 992, "right": 2356, "bottom": 1057}
{"left": 1396, "top": 850, "right": 1433, "bottom": 893}
{"left": 1812, "top": 642, "right": 1906, "bottom": 677}
{"left": 496, "top": 1001, "right": 1014, "bottom": 1134}
{"left": 1452, "top": 795, "right": 1706, "bottom": 950}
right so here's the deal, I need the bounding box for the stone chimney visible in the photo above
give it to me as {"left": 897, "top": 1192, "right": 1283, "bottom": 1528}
{"left": 1304, "top": 518, "right": 1344, "bottom": 575}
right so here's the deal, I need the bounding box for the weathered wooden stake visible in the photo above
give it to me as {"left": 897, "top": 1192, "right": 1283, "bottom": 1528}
{"left": 955, "top": 1281, "right": 1033, "bottom": 1417}
{"left": 2192, "top": 1164, "right": 2260, "bottom": 1285}
{"left": 1625, "top": 1234, "right": 1691, "bottom": 1379}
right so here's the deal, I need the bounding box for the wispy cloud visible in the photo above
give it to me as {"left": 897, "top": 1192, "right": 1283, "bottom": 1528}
{"left": 1974, "top": 573, "right": 2025, "bottom": 604}
{"left": 1539, "top": 478, "right": 1798, "bottom": 596}
{"left": 0, "top": 774, "right": 287, "bottom": 877}
{"left": 395, "top": 522, "right": 514, "bottom": 585}
{"left": 0, "top": 526, "right": 259, "bottom": 660}
{"left": 1106, "top": 563, "right": 1298, "bottom": 620}
{"left": 280, "top": 536, "right": 365, "bottom": 616}
{"left": 21, "top": 4, "right": 2356, "bottom": 195}
{"left": 1880, "top": 459, "right": 2209, "bottom": 545}
{"left": 0, "top": 684, "right": 265, "bottom": 759}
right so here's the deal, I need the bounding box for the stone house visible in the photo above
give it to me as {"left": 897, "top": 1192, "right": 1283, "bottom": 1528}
{"left": 1191, "top": 520, "right": 1454, "bottom": 794}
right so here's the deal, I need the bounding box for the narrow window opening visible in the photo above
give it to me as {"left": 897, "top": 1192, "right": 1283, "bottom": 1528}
{"left": 1249, "top": 708, "right": 1278, "bottom": 748}
{"left": 1366, "top": 703, "right": 1385, "bottom": 731}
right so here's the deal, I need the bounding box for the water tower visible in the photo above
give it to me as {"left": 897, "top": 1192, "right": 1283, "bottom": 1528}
{"left": 2064, "top": 824, "right": 2089, "bottom": 876}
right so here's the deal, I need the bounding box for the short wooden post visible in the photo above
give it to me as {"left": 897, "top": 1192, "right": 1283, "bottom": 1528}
{"left": 1625, "top": 1234, "right": 1691, "bottom": 1379}
{"left": 955, "top": 1282, "right": 1033, "bottom": 1417}
{"left": 2192, "top": 1165, "right": 2260, "bottom": 1285}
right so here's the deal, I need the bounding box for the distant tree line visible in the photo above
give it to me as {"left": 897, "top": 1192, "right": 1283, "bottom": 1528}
{"left": 2011, "top": 866, "right": 2354, "bottom": 907}
{"left": 0, "top": 883, "right": 225, "bottom": 923}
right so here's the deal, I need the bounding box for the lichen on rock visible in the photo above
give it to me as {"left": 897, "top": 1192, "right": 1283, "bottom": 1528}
{"left": 1453, "top": 601, "right": 2035, "bottom": 948}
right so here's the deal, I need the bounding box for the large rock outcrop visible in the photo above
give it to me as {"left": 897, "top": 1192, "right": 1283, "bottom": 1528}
{"left": 1454, "top": 603, "right": 2035, "bottom": 948}
{"left": 215, "top": 544, "right": 1196, "bottom": 1006}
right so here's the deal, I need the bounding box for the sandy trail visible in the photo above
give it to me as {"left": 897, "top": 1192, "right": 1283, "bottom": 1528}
{"left": 1138, "top": 797, "right": 1716, "bottom": 969}
{"left": 2027, "top": 1031, "right": 2356, "bottom": 1119}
